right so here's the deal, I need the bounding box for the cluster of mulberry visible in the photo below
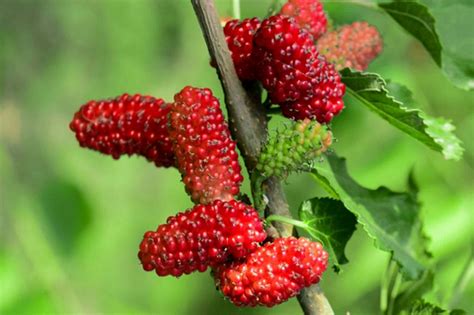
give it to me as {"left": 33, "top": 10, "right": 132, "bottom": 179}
{"left": 69, "top": 0, "right": 384, "bottom": 309}
{"left": 70, "top": 88, "right": 242, "bottom": 204}
{"left": 220, "top": 14, "right": 344, "bottom": 123}
{"left": 69, "top": 86, "right": 328, "bottom": 307}
{"left": 218, "top": 0, "right": 383, "bottom": 123}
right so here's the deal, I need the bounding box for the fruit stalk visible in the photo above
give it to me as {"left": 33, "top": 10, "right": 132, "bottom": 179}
{"left": 191, "top": 1, "right": 334, "bottom": 314}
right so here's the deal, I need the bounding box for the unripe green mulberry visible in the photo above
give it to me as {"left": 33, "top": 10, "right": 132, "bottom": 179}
{"left": 256, "top": 119, "right": 332, "bottom": 178}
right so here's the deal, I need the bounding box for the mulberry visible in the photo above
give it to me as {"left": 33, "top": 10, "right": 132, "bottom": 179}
{"left": 280, "top": 0, "right": 327, "bottom": 40}
{"left": 254, "top": 15, "right": 345, "bottom": 123}
{"left": 214, "top": 237, "right": 328, "bottom": 307}
{"left": 69, "top": 93, "right": 174, "bottom": 167}
{"left": 138, "top": 200, "right": 266, "bottom": 277}
{"left": 221, "top": 18, "right": 261, "bottom": 80}
{"left": 169, "top": 86, "right": 243, "bottom": 204}
{"left": 256, "top": 119, "right": 332, "bottom": 178}
{"left": 317, "top": 21, "right": 383, "bottom": 71}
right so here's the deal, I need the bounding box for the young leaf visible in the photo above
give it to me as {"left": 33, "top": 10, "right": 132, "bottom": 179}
{"left": 312, "top": 152, "right": 431, "bottom": 280}
{"left": 341, "top": 69, "right": 463, "bottom": 160}
{"left": 298, "top": 197, "right": 357, "bottom": 272}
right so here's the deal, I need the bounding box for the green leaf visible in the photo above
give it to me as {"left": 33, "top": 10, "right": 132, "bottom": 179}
{"left": 426, "top": 0, "right": 474, "bottom": 91}
{"left": 406, "top": 299, "right": 466, "bottom": 315}
{"left": 298, "top": 198, "right": 357, "bottom": 272}
{"left": 312, "top": 152, "right": 431, "bottom": 279}
{"left": 386, "top": 81, "right": 464, "bottom": 160}
{"left": 379, "top": 1, "right": 474, "bottom": 90}
{"left": 379, "top": 1, "right": 441, "bottom": 66}
{"left": 342, "top": 69, "right": 463, "bottom": 160}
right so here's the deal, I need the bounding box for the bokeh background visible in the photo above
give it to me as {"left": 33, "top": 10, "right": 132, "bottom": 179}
{"left": 1, "top": 0, "right": 473, "bottom": 314}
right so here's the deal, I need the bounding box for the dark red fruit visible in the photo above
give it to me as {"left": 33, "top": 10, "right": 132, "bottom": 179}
{"left": 317, "top": 21, "right": 383, "bottom": 71}
{"left": 219, "top": 18, "right": 261, "bottom": 80}
{"left": 254, "top": 15, "right": 345, "bottom": 123}
{"left": 280, "top": 0, "right": 327, "bottom": 40}
{"left": 69, "top": 93, "right": 174, "bottom": 167}
{"left": 138, "top": 200, "right": 267, "bottom": 277}
{"left": 169, "top": 86, "right": 243, "bottom": 204}
{"left": 214, "top": 237, "right": 328, "bottom": 307}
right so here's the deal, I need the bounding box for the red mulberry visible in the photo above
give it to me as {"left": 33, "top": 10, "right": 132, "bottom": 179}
{"left": 169, "top": 86, "right": 243, "bottom": 204}
{"left": 280, "top": 0, "right": 327, "bottom": 40}
{"left": 254, "top": 15, "right": 345, "bottom": 123}
{"left": 317, "top": 21, "right": 383, "bottom": 71}
{"left": 69, "top": 93, "right": 174, "bottom": 167}
{"left": 214, "top": 237, "right": 328, "bottom": 307}
{"left": 138, "top": 200, "right": 266, "bottom": 277}
{"left": 217, "top": 18, "right": 261, "bottom": 80}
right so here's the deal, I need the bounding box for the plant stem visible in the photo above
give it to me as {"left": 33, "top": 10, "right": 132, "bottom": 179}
{"left": 232, "top": 0, "right": 240, "bottom": 20}
{"left": 191, "top": 1, "right": 334, "bottom": 314}
{"left": 266, "top": 214, "right": 310, "bottom": 230}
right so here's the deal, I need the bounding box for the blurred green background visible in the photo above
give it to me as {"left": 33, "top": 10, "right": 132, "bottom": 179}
{"left": 1, "top": 0, "right": 472, "bottom": 314}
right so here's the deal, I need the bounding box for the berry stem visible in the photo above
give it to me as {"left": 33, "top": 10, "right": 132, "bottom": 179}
{"left": 266, "top": 214, "right": 310, "bottom": 230}
{"left": 232, "top": 0, "right": 240, "bottom": 20}
{"left": 191, "top": 1, "right": 334, "bottom": 314}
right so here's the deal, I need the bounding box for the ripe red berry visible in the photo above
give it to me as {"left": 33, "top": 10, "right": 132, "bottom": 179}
{"left": 138, "top": 200, "right": 267, "bottom": 277}
{"left": 169, "top": 86, "right": 244, "bottom": 204}
{"left": 214, "top": 237, "right": 328, "bottom": 307}
{"left": 69, "top": 93, "right": 174, "bottom": 167}
{"left": 280, "top": 0, "right": 327, "bottom": 40}
{"left": 254, "top": 15, "right": 345, "bottom": 123}
{"left": 219, "top": 18, "right": 261, "bottom": 80}
{"left": 317, "top": 21, "right": 383, "bottom": 71}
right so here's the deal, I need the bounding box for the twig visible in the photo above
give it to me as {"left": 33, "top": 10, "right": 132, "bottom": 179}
{"left": 191, "top": 1, "right": 334, "bottom": 314}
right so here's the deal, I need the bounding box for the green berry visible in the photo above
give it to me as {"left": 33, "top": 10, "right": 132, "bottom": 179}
{"left": 256, "top": 119, "right": 332, "bottom": 178}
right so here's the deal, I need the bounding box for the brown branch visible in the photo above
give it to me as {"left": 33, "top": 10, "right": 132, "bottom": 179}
{"left": 191, "top": 1, "right": 334, "bottom": 314}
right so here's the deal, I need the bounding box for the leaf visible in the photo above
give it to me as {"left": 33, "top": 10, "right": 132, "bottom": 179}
{"left": 406, "top": 299, "right": 466, "bottom": 315}
{"left": 379, "top": 1, "right": 474, "bottom": 90}
{"left": 298, "top": 198, "right": 357, "bottom": 272}
{"left": 386, "top": 81, "right": 464, "bottom": 160}
{"left": 312, "top": 152, "right": 431, "bottom": 279}
{"left": 342, "top": 69, "right": 463, "bottom": 160}
{"left": 426, "top": 0, "right": 474, "bottom": 91}
{"left": 379, "top": 1, "right": 441, "bottom": 65}
{"left": 310, "top": 171, "right": 340, "bottom": 199}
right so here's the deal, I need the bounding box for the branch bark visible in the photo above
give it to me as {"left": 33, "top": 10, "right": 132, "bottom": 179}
{"left": 191, "top": 1, "right": 334, "bottom": 314}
